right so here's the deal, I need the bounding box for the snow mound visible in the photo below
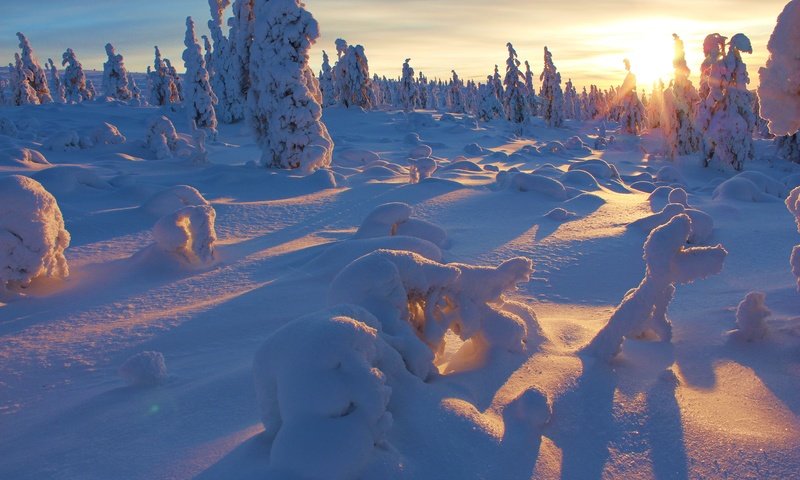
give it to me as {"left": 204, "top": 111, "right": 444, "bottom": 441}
{"left": 630, "top": 181, "right": 656, "bottom": 193}
{"left": 42, "top": 130, "right": 81, "bottom": 151}
{"left": 586, "top": 214, "right": 727, "bottom": 361}
{"left": 32, "top": 166, "right": 112, "bottom": 193}
{"left": 734, "top": 171, "right": 785, "bottom": 198}
{"left": 560, "top": 170, "right": 601, "bottom": 191}
{"left": 152, "top": 205, "right": 217, "bottom": 265}
{"left": 0, "top": 117, "right": 19, "bottom": 137}
{"left": 564, "top": 136, "right": 591, "bottom": 154}
{"left": 668, "top": 188, "right": 689, "bottom": 207}
{"left": 329, "top": 250, "right": 537, "bottom": 379}
{"left": 336, "top": 149, "right": 380, "bottom": 167}
{"left": 144, "top": 115, "right": 180, "bottom": 159}
{"left": 409, "top": 144, "right": 432, "bottom": 159}
{"left": 119, "top": 351, "right": 168, "bottom": 386}
{"left": 88, "top": 122, "right": 126, "bottom": 146}
{"left": 253, "top": 305, "right": 399, "bottom": 480}
{"left": 503, "top": 387, "right": 551, "bottom": 431}
{"left": 0, "top": 147, "right": 49, "bottom": 168}
{"left": 442, "top": 160, "right": 483, "bottom": 172}
{"left": 464, "top": 143, "right": 486, "bottom": 156}
{"left": 712, "top": 177, "right": 776, "bottom": 202}
{"left": 498, "top": 172, "right": 568, "bottom": 200}
{"left": 142, "top": 185, "right": 210, "bottom": 216}
{"left": 731, "top": 292, "right": 770, "bottom": 341}
{"left": 0, "top": 175, "right": 70, "bottom": 291}
{"left": 408, "top": 157, "right": 437, "bottom": 183}
{"left": 355, "top": 202, "right": 447, "bottom": 248}
{"left": 655, "top": 166, "right": 685, "bottom": 185}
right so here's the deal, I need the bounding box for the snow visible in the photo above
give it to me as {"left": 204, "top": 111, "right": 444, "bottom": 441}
{"left": 731, "top": 291, "right": 770, "bottom": 341}
{"left": 119, "top": 351, "right": 168, "bottom": 386}
{"left": 758, "top": 0, "right": 800, "bottom": 137}
{"left": 152, "top": 205, "right": 217, "bottom": 266}
{"left": 0, "top": 175, "right": 70, "bottom": 291}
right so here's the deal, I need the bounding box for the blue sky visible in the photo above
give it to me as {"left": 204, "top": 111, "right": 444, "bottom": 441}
{"left": 1, "top": 0, "right": 789, "bottom": 88}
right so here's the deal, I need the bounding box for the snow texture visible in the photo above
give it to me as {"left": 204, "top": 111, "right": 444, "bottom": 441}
{"left": 0, "top": 175, "right": 70, "bottom": 291}
{"left": 585, "top": 214, "right": 727, "bottom": 361}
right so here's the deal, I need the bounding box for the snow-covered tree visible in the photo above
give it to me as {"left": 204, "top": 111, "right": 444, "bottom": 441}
{"left": 128, "top": 73, "right": 145, "bottom": 106}
{"left": 45, "top": 59, "right": 64, "bottom": 103}
{"left": 702, "top": 34, "right": 755, "bottom": 171}
{"left": 539, "top": 46, "right": 564, "bottom": 127}
{"left": 617, "top": 59, "right": 646, "bottom": 134}
{"left": 477, "top": 79, "right": 503, "bottom": 121}
{"left": 147, "top": 46, "right": 180, "bottom": 106}
{"left": 663, "top": 35, "right": 700, "bottom": 157}
{"left": 223, "top": 0, "right": 255, "bottom": 122}
{"left": 563, "top": 78, "right": 578, "bottom": 120}
{"left": 201, "top": 35, "right": 213, "bottom": 71}
{"left": 207, "top": 0, "right": 237, "bottom": 123}
{"left": 247, "top": 0, "right": 333, "bottom": 172}
{"left": 504, "top": 43, "right": 528, "bottom": 123}
{"left": 447, "top": 70, "right": 465, "bottom": 113}
{"left": 183, "top": 16, "right": 219, "bottom": 139}
{"left": 102, "top": 43, "right": 132, "bottom": 101}
{"left": 697, "top": 33, "right": 726, "bottom": 134}
{"left": 9, "top": 54, "right": 39, "bottom": 106}
{"left": 758, "top": 0, "right": 800, "bottom": 163}
{"left": 333, "top": 41, "right": 373, "bottom": 109}
{"left": 164, "top": 58, "right": 184, "bottom": 103}
{"left": 318, "top": 50, "right": 335, "bottom": 106}
{"left": 61, "top": 48, "right": 94, "bottom": 103}
{"left": 15, "top": 32, "right": 51, "bottom": 104}
{"left": 399, "top": 58, "right": 417, "bottom": 112}
{"left": 524, "top": 60, "right": 538, "bottom": 116}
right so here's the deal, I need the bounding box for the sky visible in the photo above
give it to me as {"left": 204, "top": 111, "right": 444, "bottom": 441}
{"left": 0, "top": 0, "right": 790, "bottom": 89}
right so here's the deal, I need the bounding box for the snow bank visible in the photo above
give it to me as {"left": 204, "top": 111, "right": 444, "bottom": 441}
{"left": 142, "top": 185, "right": 210, "bottom": 216}
{"left": 732, "top": 292, "right": 770, "bottom": 341}
{"left": 355, "top": 203, "right": 447, "bottom": 248}
{"left": 585, "top": 214, "right": 727, "bottom": 361}
{"left": 152, "top": 205, "right": 217, "bottom": 265}
{"left": 119, "top": 351, "right": 168, "bottom": 386}
{"left": 497, "top": 172, "right": 568, "bottom": 200}
{"left": 329, "top": 250, "right": 536, "bottom": 379}
{"left": 0, "top": 147, "right": 49, "bottom": 168}
{"left": 32, "top": 166, "right": 112, "bottom": 194}
{"left": 0, "top": 175, "right": 70, "bottom": 291}
{"left": 253, "top": 305, "right": 400, "bottom": 479}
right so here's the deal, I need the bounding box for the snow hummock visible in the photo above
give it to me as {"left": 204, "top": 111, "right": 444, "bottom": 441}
{"left": 144, "top": 116, "right": 180, "bottom": 159}
{"left": 119, "top": 351, "right": 168, "bottom": 386}
{"left": 585, "top": 214, "right": 727, "bottom": 361}
{"left": 141, "top": 185, "right": 210, "bottom": 216}
{"left": 355, "top": 202, "right": 448, "bottom": 248}
{"left": 731, "top": 291, "right": 770, "bottom": 341}
{"left": 0, "top": 175, "right": 70, "bottom": 292}
{"left": 152, "top": 205, "right": 217, "bottom": 265}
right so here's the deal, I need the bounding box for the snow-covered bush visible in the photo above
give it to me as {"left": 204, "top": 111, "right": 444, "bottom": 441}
{"left": 732, "top": 292, "right": 770, "bottom": 341}
{"left": 62, "top": 48, "right": 93, "bottom": 103}
{"left": 247, "top": 0, "right": 333, "bottom": 172}
{"left": 43, "top": 130, "right": 81, "bottom": 151}
{"left": 354, "top": 202, "right": 447, "bottom": 248}
{"left": 83, "top": 122, "right": 126, "bottom": 147}
{"left": 0, "top": 175, "right": 70, "bottom": 292}
{"left": 539, "top": 47, "right": 564, "bottom": 128}
{"left": 152, "top": 205, "right": 217, "bottom": 265}
{"left": 102, "top": 43, "right": 132, "bottom": 101}
{"left": 408, "top": 157, "right": 437, "bottom": 184}
{"left": 630, "top": 202, "right": 713, "bottom": 244}
{"left": 585, "top": 214, "right": 727, "bottom": 361}
{"left": 183, "top": 17, "right": 219, "bottom": 139}
{"left": 16, "top": 32, "right": 52, "bottom": 104}
{"left": 253, "top": 304, "right": 400, "bottom": 479}
{"left": 119, "top": 351, "right": 168, "bottom": 386}
{"left": 329, "top": 250, "right": 537, "bottom": 379}
{"left": 785, "top": 186, "right": 800, "bottom": 290}
{"left": 757, "top": 0, "right": 800, "bottom": 138}
{"left": 0, "top": 147, "right": 49, "bottom": 168}
{"left": 144, "top": 115, "right": 180, "bottom": 159}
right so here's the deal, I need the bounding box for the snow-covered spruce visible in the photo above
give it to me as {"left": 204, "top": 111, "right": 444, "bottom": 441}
{"left": 731, "top": 292, "right": 770, "bottom": 341}
{"left": 333, "top": 41, "right": 373, "bottom": 110}
{"left": 0, "top": 175, "right": 70, "bottom": 292}
{"left": 183, "top": 16, "right": 219, "bottom": 139}
{"left": 584, "top": 214, "right": 727, "bottom": 361}
{"left": 16, "top": 32, "right": 52, "bottom": 104}
{"left": 119, "top": 351, "right": 168, "bottom": 387}
{"left": 757, "top": 0, "right": 800, "bottom": 138}
{"left": 45, "top": 59, "right": 65, "bottom": 103}
{"left": 147, "top": 47, "right": 180, "bottom": 107}
{"left": 101, "top": 43, "right": 132, "bottom": 101}
{"left": 127, "top": 73, "right": 145, "bottom": 106}
{"left": 504, "top": 43, "right": 528, "bottom": 124}
{"left": 786, "top": 186, "right": 800, "bottom": 290}
{"left": 206, "top": 0, "right": 232, "bottom": 121}
{"left": 144, "top": 115, "right": 180, "bottom": 159}
{"left": 539, "top": 47, "right": 564, "bottom": 128}
{"left": 253, "top": 304, "right": 401, "bottom": 479}
{"left": 61, "top": 48, "right": 94, "bottom": 103}
{"left": 355, "top": 202, "right": 447, "bottom": 248}
{"left": 224, "top": 0, "right": 254, "bottom": 123}
{"left": 618, "top": 59, "right": 645, "bottom": 135}
{"left": 329, "top": 249, "right": 537, "bottom": 379}
{"left": 399, "top": 58, "right": 417, "bottom": 113}
{"left": 701, "top": 34, "right": 755, "bottom": 171}
{"left": 319, "top": 50, "right": 335, "bottom": 107}
{"left": 663, "top": 34, "right": 700, "bottom": 158}
{"left": 247, "top": 0, "right": 333, "bottom": 172}
{"left": 152, "top": 205, "right": 217, "bottom": 265}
